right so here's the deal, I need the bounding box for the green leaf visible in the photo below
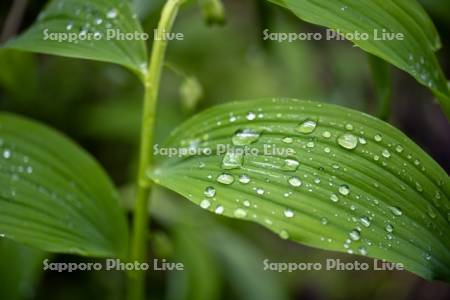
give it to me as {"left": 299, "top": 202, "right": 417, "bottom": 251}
{"left": 368, "top": 54, "right": 392, "bottom": 121}
{"left": 0, "top": 113, "right": 128, "bottom": 257}
{"left": 4, "top": 0, "right": 147, "bottom": 79}
{"left": 149, "top": 98, "right": 450, "bottom": 281}
{"left": 268, "top": 0, "right": 450, "bottom": 119}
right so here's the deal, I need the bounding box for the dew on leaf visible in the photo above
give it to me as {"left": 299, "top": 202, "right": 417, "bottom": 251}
{"left": 215, "top": 205, "right": 224, "bottom": 214}
{"left": 360, "top": 216, "right": 371, "bottom": 227}
{"left": 279, "top": 230, "right": 290, "bottom": 240}
{"left": 246, "top": 112, "right": 256, "bottom": 120}
{"left": 385, "top": 223, "right": 394, "bottom": 233}
{"left": 232, "top": 129, "right": 261, "bottom": 146}
{"left": 217, "top": 173, "right": 234, "bottom": 185}
{"left": 222, "top": 150, "right": 243, "bottom": 169}
{"left": 282, "top": 137, "right": 293, "bottom": 144}
{"left": 345, "top": 123, "right": 354, "bottom": 131}
{"left": 204, "top": 186, "right": 216, "bottom": 198}
{"left": 2, "top": 149, "right": 11, "bottom": 159}
{"left": 374, "top": 134, "right": 382, "bottom": 142}
{"left": 320, "top": 217, "right": 328, "bottom": 225}
{"left": 106, "top": 8, "right": 118, "bottom": 19}
{"left": 283, "top": 209, "right": 295, "bottom": 218}
{"left": 239, "top": 174, "right": 250, "bottom": 184}
{"left": 256, "top": 188, "right": 265, "bottom": 195}
{"left": 281, "top": 158, "right": 300, "bottom": 171}
{"left": 337, "top": 134, "right": 358, "bottom": 150}
{"left": 338, "top": 184, "right": 350, "bottom": 196}
{"left": 322, "top": 131, "right": 331, "bottom": 138}
{"left": 395, "top": 145, "right": 404, "bottom": 153}
{"left": 200, "top": 199, "right": 211, "bottom": 209}
{"left": 358, "top": 246, "right": 368, "bottom": 256}
{"left": 288, "top": 176, "right": 302, "bottom": 187}
{"left": 382, "top": 149, "right": 391, "bottom": 158}
{"left": 349, "top": 229, "right": 361, "bottom": 241}
{"left": 330, "top": 193, "right": 339, "bottom": 202}
{"left": 296, "top": 119, "right": 317, "bottom": 134}
{"left": 389, "top": 206, "right": 403, "bottom": 216}
{"left": 234, "top": 208, "right": 247, "bottom": 218}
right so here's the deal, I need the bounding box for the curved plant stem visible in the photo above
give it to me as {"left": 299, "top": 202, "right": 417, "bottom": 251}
{"left": 128, "top": 1, "right": 184, "bottom": 299}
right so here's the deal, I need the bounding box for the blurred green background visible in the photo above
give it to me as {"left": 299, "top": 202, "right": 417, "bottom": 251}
{"left": 0, "top": 0, "right": 449, "bottom": 299}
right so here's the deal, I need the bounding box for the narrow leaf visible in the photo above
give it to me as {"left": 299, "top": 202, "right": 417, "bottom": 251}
{"left": 0, "top": 113, "right": 128, "bottom": 257}
{"left": 150, "top": 98, "right": 450, "bottom": 281}
{"left": 4, "top": 0, "right": 148, "bottom": 79}
{"left": 368, "top": 54, "right": 392, "bottom": 121}
{"left": 269, "top": 0, "right": 450, "bottom": 119}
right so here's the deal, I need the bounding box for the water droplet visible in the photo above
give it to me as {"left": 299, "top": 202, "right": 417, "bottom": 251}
{"left": 256, "top": 188, "right": 265, "bottom": 195}
{"left": 324, "top": 147, "right": 331, "bottom": 153}
{"left": 320, "top": 217, "right": 328, "bottom": 225}
{"left": 246, "top": 112, "right": 256, "bottom": 120}
{"left": 349, "top": 229, "right": 361, "bottom": 241}
{"left": 204, "top": 186, "right": 216, "bottom": 198}
{"left": 389, "top": 206, "right": 403, "bottom": 216}
{"left": 358, "top": 137, "right": 367, "bottom": 145}
{"left": 234, "top": 208, "right": 247, "bottom": 218}
{"left": 288, "top": 176, "right": 302, "bottom": 187}
{"left": 279, "top": 230, "right": 290, "bottom": 240}
{"left": 200, "top": 199, "right": 211, "bottom": 209}
{"left": 283, "top": 209, "right": 294, "bottom": 218}
{"left": 2, "top": 149, "right": 11, "bottom": 159}
{"left": 385, "top": 223, "right": 394, "bottom": 233}
{"left": 281, "top": 158, "right": 300, "bottom": 171}
{"left": 239, "top": 174, "right": 250, "bottom": 184}
{"left": 296, "top": 119, "right": 317, "bottom": 134}
{"left": 382, "top": 149, "right": 391, "bottom": 158}
{"left": 232, "top": 129, "right": 261, "bottom": 146}
{"left": 360, "top": 216, "right": 371, "bottom": 227}
{"left": 215, "top": 205, "right": 224, "bottom": 214}
{"left": 395, "top": 145, "right": 404, "bottom": 153}
{"left": 222, "top": 150, "right": 243, "bottom": 169}
{"left": 106, "top": 8, "right": 118, "bottom": 19}
{"left": 374, "top": 134, "right": 382, "bottom": 142}
{"left": 95, "top": 17, "right": 103, "bottom": 25}
{"left": 66, "top": 21, "right": 74, "bottom": 30}
{"left": 337, "top": 134, "right": 358, "bottom": 150}
{"left": 282, "top": 137, "right": 293, "bottom": 144}
{"left": 358, "top": 246, "right": 368, "bottom": 255}
{"left": 345, "top": 123, "right": 354, "bottom": 131}
{"left": 217, "top": 173, "right": 234, "bottom": 185}
{"left": 338, "top": 184, "right": 350, "bottom": 196}
{"left": 330, "top": 193, "right": 339, "bottom": 202}
{"left": 322, "top": 131, "right": 331, "bottom": 138}
{"left": 415, "top": 182, "right": 423, "bottom": 192}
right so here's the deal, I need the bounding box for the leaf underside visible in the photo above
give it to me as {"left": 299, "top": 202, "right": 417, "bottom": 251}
{"left": 0, "top": 113, "right": 128, "bottom": 257}
{"left": 4, "top": 0, "right": 147, "bottom": 79}
{"left": 269, "top": 0, "right": 450, "bottom": 119}
{"left": 150, "top": 98, "right": 450, "bottom": 281}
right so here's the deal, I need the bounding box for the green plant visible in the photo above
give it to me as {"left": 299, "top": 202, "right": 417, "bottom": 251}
{"left": 1, "top": 0, "right": 449, "bottom": 299}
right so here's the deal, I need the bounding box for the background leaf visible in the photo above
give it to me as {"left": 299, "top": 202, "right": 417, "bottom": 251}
{"left": 150, "top": 98, "right": 450, "bottom": 281}
{"left": 4, "top": 0, "right": 148, "bottom": 79}
{"left": 0, "top": 113, "right": 128, "bottom": 257}
{"left": 268, "top": 0, "right": 450, "bottom": 119}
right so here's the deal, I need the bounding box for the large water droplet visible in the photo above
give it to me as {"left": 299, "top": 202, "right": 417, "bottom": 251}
{"left": 200, "top": 199, "right": 211, "bottom": 209}
{"left": 374, "top": 134, "right": 383, "bottom": 142}
{"left": 296, "top": 119, "right": 317, "bottom": 134}
{"left": 232, "top": 129, "right": 261, "bottom": 146}
{"left": 389, "top": 206, "right": 403, "bottom": 216}
{"left": 222, "top": 150, "right": 243, "bottom": 169}
{"left": 234, "top": 208, "right": 247, "bottom": 218}
{"left": 288, "top": 176, "right": 302, "bottom": 187}
{"left": 330, "top": 193, "right": 339, "bottom": 202}
{"left": 360, "top": 216, "right": 371, "bottom": 227}
{"left": 204, "top": 186, "right": 216, "bottom": 198}
{"left": 246, "top": 112, "right": 256, "bottom": 120}
{"left": 382, "top": 149, "right": 391, "bottom": 158}
{"left": 337, "top": 134, "right": 358, "bottom": 150}
{"left": 385, "top": 223, "right": 394, "bottom": 233}
{"left": 281, "top": 158, "right": 300, "bottom": 171}
{"left": 217, "top": 173, "right": 234, "bottom": 185}
{"left": 239, "top": 174, "right": 250, "bottom": 184}
{"left": 349, "top": 229, "right": 361, "bottom": 241}
{"left": 282, "top": 137, "right": 293, "bottom": 144}
{"left": 279, "top": 230, "right": 290, "bottom": 240}
{"left": 283, "top": 209, "right": 294, "bottom": 218}
{"left": 338, "top": 184, "right": 350, "bottom": 196}
{"left": 106, "top": 8, "right": 118, "bottom": 19}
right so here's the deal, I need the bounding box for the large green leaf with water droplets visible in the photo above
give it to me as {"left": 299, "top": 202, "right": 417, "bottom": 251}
{"left": 4, "top": 0, "right": 147, "bottom": 79}
{"left": 0, "top": 113, "right": 128, "bottom": 257}
{"left": 268, "top": 0, "right": 450, "bottom": 119}
{"left": 149, "top": 98, "right": 450, "bottom": 281}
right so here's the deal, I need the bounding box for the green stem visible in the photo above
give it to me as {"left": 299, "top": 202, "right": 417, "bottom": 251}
{"left": 368, "top": 54, "right": 392, "bottom": 121}
{"left": 128, "top": 1, "right": 184, "bottom": 299}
